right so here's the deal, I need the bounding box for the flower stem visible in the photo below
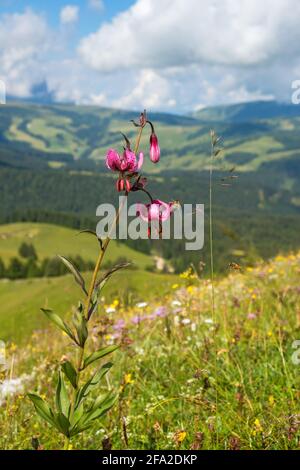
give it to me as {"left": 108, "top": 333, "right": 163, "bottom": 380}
{"left": 64, "top": 123, "right": 145, "bottom": 449}
{"left": 209, "top": 135, "right": 215, "bottom": 318}
{"left": 134, "top": 126, "right": 144, "bottom": 154}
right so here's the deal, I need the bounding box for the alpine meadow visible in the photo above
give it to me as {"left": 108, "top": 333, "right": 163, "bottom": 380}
{"left": 0, "top": 0, "right": 300, "bottom": 455}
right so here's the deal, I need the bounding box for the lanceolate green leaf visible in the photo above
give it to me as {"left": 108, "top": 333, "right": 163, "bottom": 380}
{"left": 83, "top": 392, "right": 118, "bottom": 424}
{"left": 95, "top": 263, "right": 132, "bottom": 291}
{"left": 77, "top": 229, "right": 103, "bottom": 250}
{"left": 57, "top": 255, "right": 88, "bottom": 296}
{"left": 41, "top": 308, "right": 77, "bottom": 344}
{"left": 61, "top": 361, "right": 78, "bottom": 389}
{"left": 70, "top": 393, "right": 117, "bottom": 437}
{"left": 82, "top": 345, "right": 119, "bottom": 370}
{"left": 70, "top": 401, "right": 84, "bottom": 429}
{"left": 75, "top": 315, "right": 88, "bottom": 348}
{"left": 28, "top": 393, "right": 56, "bottom": 427}
{"left": 75, "top": 362, "right": 113, "bottom": 407}
{"left": 56, "top": 373, "right": 70, "bottom": 418}
{"left": 55, "top": 412, "right": 71, "bottom": 437}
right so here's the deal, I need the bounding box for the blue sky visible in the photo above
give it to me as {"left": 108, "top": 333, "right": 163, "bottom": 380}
{"left": 0, "top": 0, "right": 299, "bottom": 113}
{"left": 0, "top": 1, "right": 135, "bottom": 36}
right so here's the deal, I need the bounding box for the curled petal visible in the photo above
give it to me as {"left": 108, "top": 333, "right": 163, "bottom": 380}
{"left": 136, "top": 200, "right": 173, "bottom": 223}
{"left": 122, "top": 149, "right": 137, "bottom": 172}
{"left": 136, "top": 203, "right": 149, "bottom": 222}
{"left": 136, "top": 152, "right": 144, "bottom": 171}
{"left": 106, "top": 149, "right": 122, "bottom": 171}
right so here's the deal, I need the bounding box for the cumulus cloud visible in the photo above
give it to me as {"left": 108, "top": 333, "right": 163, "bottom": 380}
{"left": 60, "top": 5, "right": 79, "bottom": 25}
{"left": 1, "top": 1, "right": 299, "bottom": 112}
{"left": 78, "top": 0, "right": 300, "bottom": 72}
{"left": 0, "top": 8, "right": 52, "bottom": 97}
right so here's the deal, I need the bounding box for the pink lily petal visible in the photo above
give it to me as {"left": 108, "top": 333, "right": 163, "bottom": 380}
{"left": 106, "top": 149, "right": 122, "bottom": 171}
{"left": 136, "top": 152, "right": 144, "bottom": 171}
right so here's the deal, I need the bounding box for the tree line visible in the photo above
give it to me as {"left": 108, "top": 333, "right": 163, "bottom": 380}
{"left": 0, "top": 242, "right": 134, "bottom": 280}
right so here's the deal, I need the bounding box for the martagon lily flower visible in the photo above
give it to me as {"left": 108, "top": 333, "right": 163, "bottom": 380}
{"left": 106, "top": 148, "right": 143, "bottom": 173}
{"left": 136, "top": 199, "right": 173, "bottom": 223}
{"left": 106, "top": 148, "right": 144, "bottom": 192}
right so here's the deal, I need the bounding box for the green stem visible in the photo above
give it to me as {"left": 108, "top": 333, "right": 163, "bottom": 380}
{"left": 63, "top": 124, "right": 145, "bottom": 450}
{"left": 209, "top": 137, "right": 215, "bottom": 319}
{"left": 210, "top": 131, "right": 219, "bottom": 448}
{"left": 63, "top": 436, "right": 70, "bottom": 450}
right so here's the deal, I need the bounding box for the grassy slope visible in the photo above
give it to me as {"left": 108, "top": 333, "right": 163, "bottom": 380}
{"left": 1, "top": 251, "right": 299, "bottom": 449}
{"left": 0, "top": 270, "right": 182, "bottom": 342}
{"left": 2, "top": 102, "right": 300, "bottom": 174}
{"left": 0, "top": 222, "right": 151, "bottom": 267}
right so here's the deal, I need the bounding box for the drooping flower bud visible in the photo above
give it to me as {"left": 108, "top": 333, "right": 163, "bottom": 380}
{"left": 150, "top": 133, "right": 160, "bottom": 163}
{"left": 125, "top": 179, "right": 131, "bottom": 193}
{"left": 116, "top": 178, "right": 125, "bottom": 192}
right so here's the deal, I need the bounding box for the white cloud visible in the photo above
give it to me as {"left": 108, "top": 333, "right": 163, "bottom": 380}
{"left": 0, "top": 8, "right": 52, "bottom": 97}
{"left": 88, "top": 0, "right": 104, "bottom": 12}
{"left": 78, "top": 0, "right": 300, "bottom": 72}
{"left": 0, "top": 1, "right": 299, "bottom": 112}
{"left": 113, "top": 69, "right": 176, "bottom": 110}
{"left": 60, "top": 5, "right": 79, "bottom": 25}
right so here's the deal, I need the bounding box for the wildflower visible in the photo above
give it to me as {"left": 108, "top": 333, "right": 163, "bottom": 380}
{"left": 149, "top": 132, "right": 160, "bottom": 163}
{"left": 131, "top": 315, "right": 142, "bottom": 325}
{"left": 252, "top": 418, "right": 263, "bottom": 435}
{"left": 153, "top": 421, "right": 162, "bottom": 432}
{"left": 113, "top": 319, "right": 126, "bottom": 331}
{"left": 106, "top": 148, "right": 143, "bottom": 192}
{"left": 136, "top": 302, "right": 148, "bottom": 308}
{"left": 106, "top": 306, "right": 116, "bottom": 314}
{"left": 247, "top": 313, "right": 257, "bottom": 320}
{"left": 124, "top": 373, "right": 135, "bottom": 385}
{"left": 190, "top": 432, "right": 204, "bottom": 450}
{"left": 268, "top": 395, "right": 275, "bottom": 406}
{"left": 136, "top": 200, "right": 173, "bottom": 223}
{"left": 153, "top": 306, "right": 167, "bottom": 317}
{"left": 228, "top": 436, "right": 241, "bottom": 451}
{"left": 9, "top": 342, "right": 17, "bottom": 353}
{"left": 174, "top": 430, "right": 187, "bottom": 446}
{"left": 106, "top": 148, "right": 143, "bottom": 173}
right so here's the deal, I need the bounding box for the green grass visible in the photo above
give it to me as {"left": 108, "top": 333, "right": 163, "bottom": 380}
{"left": 0, "top": 252, "right": 299, "bottom": 449}
{"left": 0, "top": 223, "right": 152, "bottom": 268}
{"left": 0, "top": 270, "right": 181, "bottom": 342}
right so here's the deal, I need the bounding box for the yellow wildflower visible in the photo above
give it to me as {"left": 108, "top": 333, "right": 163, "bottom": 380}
{"left": 10, "top": 343, "right": 17, "bottom": 352}
{"left": 252, "top": 418, "right": 263, "bottom": 435}
{"left": 124, "top": 373, "right": 135, "bottom": 385}
{"left": 174, "top": 430, "right": 187, "bottom": 444}
{"left": 268, "top": 395, "right": 275, "bottom": 406}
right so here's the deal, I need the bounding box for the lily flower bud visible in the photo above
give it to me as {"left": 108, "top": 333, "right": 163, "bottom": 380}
{"left": 150, "top": 133, "right": 160, "bottom": 163}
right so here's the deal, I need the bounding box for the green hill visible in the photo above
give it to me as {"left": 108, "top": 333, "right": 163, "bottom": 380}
{"left": 0, "top": 269, "right": 181, "bottom": 342}
{"left": 0, "top": 222, "right": 152, "bottom": 268}
{"left": 1, "top": 101, "right": 300, "bottom": 175}
{"left": 1, "top": 101, "right": 300, "bottom": 274}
